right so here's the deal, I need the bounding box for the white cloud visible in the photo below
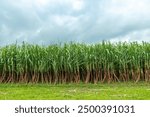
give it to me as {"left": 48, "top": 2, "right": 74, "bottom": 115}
{"left": 72, "top": 0, "right": 84, "bottom": 11}
{"left": 0, "top": 0, "right": 150, "bottom": 46}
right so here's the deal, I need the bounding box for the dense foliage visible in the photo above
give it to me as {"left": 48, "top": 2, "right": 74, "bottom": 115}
{"left": 0, "top": 42, "right": 150, "bottom": 83}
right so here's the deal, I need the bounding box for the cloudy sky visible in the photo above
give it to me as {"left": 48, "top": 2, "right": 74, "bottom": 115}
{"left": 0, "top": 0, "right": 150, "bottom": 46}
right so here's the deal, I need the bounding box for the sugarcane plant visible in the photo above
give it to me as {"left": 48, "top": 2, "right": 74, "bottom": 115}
{"left": 0, "top": 42, "right": 149, "bottom": 84}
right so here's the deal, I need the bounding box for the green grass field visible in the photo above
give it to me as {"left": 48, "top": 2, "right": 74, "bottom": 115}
{"left": 0, "top": 82, "right": 150, "bottom": 100}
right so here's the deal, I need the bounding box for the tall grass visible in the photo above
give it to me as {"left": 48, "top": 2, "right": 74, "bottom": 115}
{"left": 0, "top": 42, "right": 150, "bottom": 83}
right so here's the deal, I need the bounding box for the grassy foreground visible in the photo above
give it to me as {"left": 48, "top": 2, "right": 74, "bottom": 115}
{"left": 0, "top": 82, "right": 150, "bottom": 100}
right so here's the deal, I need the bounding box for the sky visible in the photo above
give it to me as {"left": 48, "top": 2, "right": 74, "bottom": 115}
{"left": 0, "top": 0, "right": 150, "bottom": 46}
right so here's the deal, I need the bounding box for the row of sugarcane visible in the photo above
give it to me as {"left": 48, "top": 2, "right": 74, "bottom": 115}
{"left": 0, "top": 41, "right": 150, "bottom": 83}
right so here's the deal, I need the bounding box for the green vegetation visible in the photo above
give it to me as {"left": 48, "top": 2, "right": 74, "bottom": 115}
{"left": 0, "top": 82, "right": 150, "bottom": 100}
{"left": 0, "top": 42, "right": 150, "bottom": 83}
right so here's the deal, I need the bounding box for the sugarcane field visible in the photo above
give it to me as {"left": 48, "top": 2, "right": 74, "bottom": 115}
{"left": 0, "top": 0, "right": 150, "bottom": 100}
{"left": 0, "top": 42, "right": 150, "bottom": 84}
{"left": 0, "top": 42, "right": 150, "bottom": 100}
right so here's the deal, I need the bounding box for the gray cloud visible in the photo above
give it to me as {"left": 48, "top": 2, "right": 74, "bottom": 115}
{"left": 0, "top": 0, "right": 150, "bottom": 46}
